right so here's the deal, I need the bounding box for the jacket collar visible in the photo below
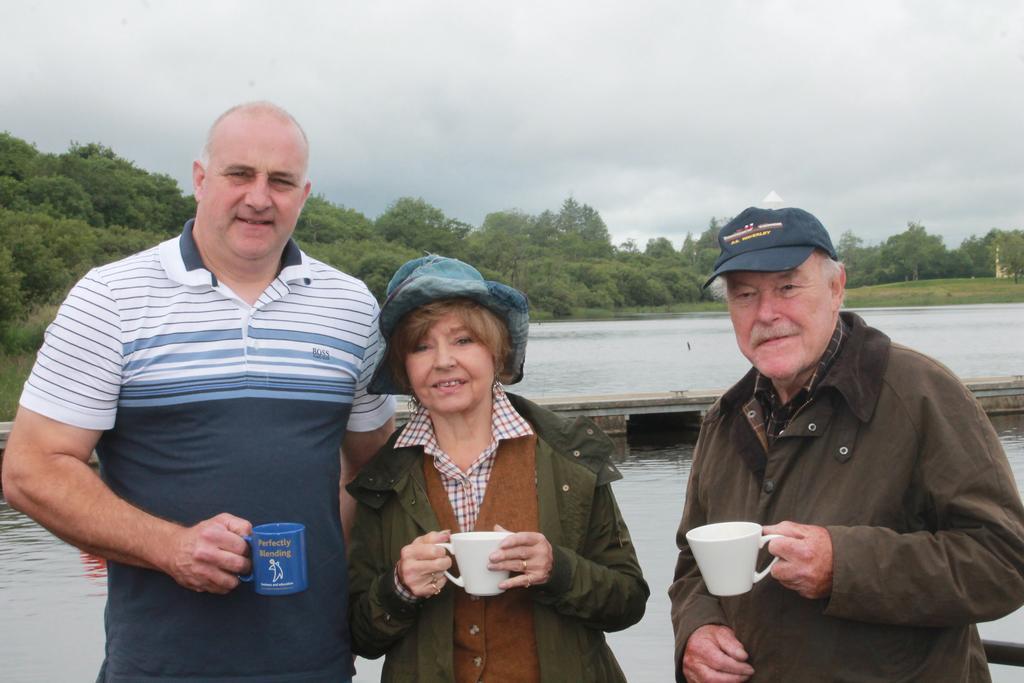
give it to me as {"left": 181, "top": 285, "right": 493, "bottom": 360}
{"left": 506, "top": 394, "right": 617, "bottom": 464}
{"left": 718, "top": 311, "right": 889, "bottom": 425}
{"left": 507, "top": 393, "right": 621, "bottom": 485}
{"left": 350, "top": 429, "right": 423, "bottom": 495}
{"left": 818, "top": 311, "right": 889, "bottom": 423}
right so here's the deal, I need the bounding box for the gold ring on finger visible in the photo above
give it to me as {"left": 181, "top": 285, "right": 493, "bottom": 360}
{"left": 433, "top": 583, "right": 442, "bottom": 595}
{"left": 521, "top": 559, "right": 527, "bottom": 573}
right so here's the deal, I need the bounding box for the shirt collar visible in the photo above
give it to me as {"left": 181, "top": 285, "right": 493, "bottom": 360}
{"left": 395, "top": 384, "right": 534, "bottom": 451}
{"left": 159, "top": 218, "right": 313, "bottom": 288}
{"left": 753, "top": 316, "right": 849, "bottom": 409}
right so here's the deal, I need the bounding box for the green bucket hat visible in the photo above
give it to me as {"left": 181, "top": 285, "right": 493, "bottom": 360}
{"left": 368, "top": 255, "right": 530, "bottom": 395}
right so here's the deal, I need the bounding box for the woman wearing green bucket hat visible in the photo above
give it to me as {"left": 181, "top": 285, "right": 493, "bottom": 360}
{"left": 347, "top": 255, "right": 648, "bottom": 682}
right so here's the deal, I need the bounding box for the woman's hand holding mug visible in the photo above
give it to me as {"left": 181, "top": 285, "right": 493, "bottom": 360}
{"left": 397, "top": 530, "right": 452, "bottom": 598}
{"left": 487, "top": 524, "right": 554, "bottom": 590}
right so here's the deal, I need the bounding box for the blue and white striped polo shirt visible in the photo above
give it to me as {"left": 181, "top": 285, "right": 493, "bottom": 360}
{"left": 23, "top": 220, "right": 394, "bottom": 432}
{"left": 21, "top": 220, "right": 395, "bottom": 681}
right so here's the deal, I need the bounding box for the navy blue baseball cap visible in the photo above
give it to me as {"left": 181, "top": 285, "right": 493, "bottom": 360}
{"left": 703, "top": 206, "right": 837, "bottom": 288}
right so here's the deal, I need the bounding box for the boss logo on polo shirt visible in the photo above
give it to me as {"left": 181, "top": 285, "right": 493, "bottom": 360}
{"left": 312, "top": 347, "right": 331, "bottom": 361}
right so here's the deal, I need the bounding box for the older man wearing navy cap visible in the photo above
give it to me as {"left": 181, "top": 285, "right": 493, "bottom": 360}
{"left": 669, "top": 206, "right": 1024, "bottom": 682}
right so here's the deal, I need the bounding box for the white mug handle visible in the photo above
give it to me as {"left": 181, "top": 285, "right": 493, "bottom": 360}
{"left": 435, "top": 542, "right": 464, "bottom": 588}
{"left": 753, "top": 534, "right": 784, "bottom": 584}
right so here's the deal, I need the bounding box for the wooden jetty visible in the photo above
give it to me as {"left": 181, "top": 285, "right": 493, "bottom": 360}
{"left": 2, "top": 376, "right": 1021, "bottom": 451}
{"left": 457, "top": 375, "right": 1024, "bottom": 435}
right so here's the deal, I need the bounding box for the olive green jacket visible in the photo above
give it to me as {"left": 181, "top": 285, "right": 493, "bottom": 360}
{"left": 670, "top": 312, "right": 1024, "bottom": 682}
{"left": 347, "top": 394, "right": 649, "bottom": 682}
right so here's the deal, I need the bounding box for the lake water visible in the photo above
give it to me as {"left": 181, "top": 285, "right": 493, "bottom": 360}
{"left": 1, "top": 304, "right": 1022, "bottom": 682}
{"left": 516, "top": 303, "right": 1024, "bottom": 396}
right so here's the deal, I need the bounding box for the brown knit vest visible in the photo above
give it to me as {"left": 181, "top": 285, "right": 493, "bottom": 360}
{"left": 424, "top": 435, "right": 542, "bottom": 683}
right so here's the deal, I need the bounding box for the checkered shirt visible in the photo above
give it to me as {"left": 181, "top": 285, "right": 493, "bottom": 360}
{"left": 392, "top": 385, "right": 534, "bottom": 600}
{"left": 744, "top": 317, "right": 849, "bottom": 450}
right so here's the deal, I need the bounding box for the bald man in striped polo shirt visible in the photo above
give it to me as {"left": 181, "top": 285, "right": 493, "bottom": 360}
{"left": 3, "top": 102, "right": 396, "bottom": 682}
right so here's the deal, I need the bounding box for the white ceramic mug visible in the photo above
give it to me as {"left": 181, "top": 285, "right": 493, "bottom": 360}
{"left": 435, "top": 531, "right": 513, "bottom": 596}
{"left": 685, "top": 521, "right": 783, "bottom": 596}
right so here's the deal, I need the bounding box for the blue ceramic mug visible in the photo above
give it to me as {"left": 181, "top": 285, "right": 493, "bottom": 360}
{"left": 239, "top": 522, "right": 308, "bottom": 596}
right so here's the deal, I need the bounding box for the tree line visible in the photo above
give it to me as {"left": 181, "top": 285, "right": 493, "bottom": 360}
{"left": 2, "top": 131, "right": 1023, "bottom": 346}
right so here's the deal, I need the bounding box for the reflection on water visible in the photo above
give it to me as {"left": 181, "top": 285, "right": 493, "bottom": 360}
{"left": 996, "top": 421, "right": 1024, "bottom": 487}
{"left": 0, "top": 503, "right": 109, "bottom": 681}
{"left": 80, "top": 553, "right": 108, "bottom": 585}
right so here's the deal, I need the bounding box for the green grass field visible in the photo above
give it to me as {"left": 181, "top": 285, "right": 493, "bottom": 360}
{"left": 0, "top": 278, "right": 1021, "bottom": 421}
{"left": 844, "top": 277, "right": 1024, "bottom": 308}
{"left": 1, "top": 353, "right": 34, "bottom": 423}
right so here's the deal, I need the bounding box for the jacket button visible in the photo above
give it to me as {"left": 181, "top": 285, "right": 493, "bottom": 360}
{"left": 572, "top": 449, "right": 581, "bottom": 457}
{"left": 747, "top": 410, "right": 756, "bottom": 418}
{"left": 808, "top": 423, "right": 817, "bottom": 432}
{"left": 763, "top": 479, "right": 776, "bottom": 494}
{"left": 469, "top": 624, "right": 480, "bottom": 635}
{"left": 586, "top": 428, "right": 594, "bottom": 435}
{"left": 839, "top": 446, "right": 849, "bottom": 455}
{"left": 473, "top": 656, "right": 483, "bottom": 667}
{"left": 561, "top": 484, "right": 570, "bottom": 492}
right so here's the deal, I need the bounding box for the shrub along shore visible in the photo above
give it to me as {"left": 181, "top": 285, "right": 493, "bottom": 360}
{"left": 532, "top": 277, "right": 1024, "bottom": 320}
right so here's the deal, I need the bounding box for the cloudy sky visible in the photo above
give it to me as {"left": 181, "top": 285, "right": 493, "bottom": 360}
{"left": 3, "top": 1, "right": 1022, "bottom": 248}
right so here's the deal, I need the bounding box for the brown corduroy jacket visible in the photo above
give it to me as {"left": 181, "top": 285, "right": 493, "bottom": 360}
{"left": 670, "top": 311, "right": 1024, "bottom": 682}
